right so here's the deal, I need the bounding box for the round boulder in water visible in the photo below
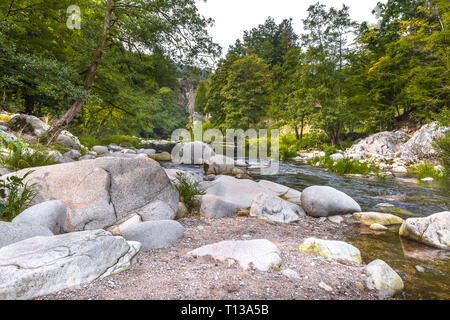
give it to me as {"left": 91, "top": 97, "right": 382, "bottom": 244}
{"left": 301, "top": 186, "right": 361, "bottom": 217}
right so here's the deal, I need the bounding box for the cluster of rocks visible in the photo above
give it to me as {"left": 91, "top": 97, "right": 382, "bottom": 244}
{"left": 293, "top": 122, "right": 449, "bottom": 176}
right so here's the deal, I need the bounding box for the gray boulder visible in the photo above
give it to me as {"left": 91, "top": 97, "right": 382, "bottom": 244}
{"left": 400, "top": 122, "right": 449, "bottom": 164}
{"left": 12, "top": 200, "right": 67, "bottom": 234}
{"left": 204, "top": 154, "right": 235, "bottom": 175}
{"left": 299, "top": 237, "right": 362, "bottom": 263}
{"left": 92, "top": 146, "right": 109, "bottom": 155}
{"left": 7, "top": 114, "right": 49, "bottom": 137}
{"left": 0, "top": 222, "right": 53, "bottom": 249}
{"left": 63, "top": 149, "right": 81, "bottom": 160}
{"left": 200, "top": 194, "right": 237, "bottom": 218}
{"left": 301, "top": 186, "right": 361, "bottom": 217}
{"left": 79, "top": 154, "right": 96, "bottom": 161}
{"left": 164, "top": 168, "right": 203, "bottom": 185}
{"left": 250, "top": 193, "right": 304, "bottom": 223}
{"left": 172, "top": 141, "right": 215, "bottom": 165}
{"left": 201, "top": 175, "right": 277, "bottom": 209}
{"left": 0, "top": 230, "right": 141, "bottom": 300}
{"left": 107, "top": 144, "right": 122, "bottom": 152}
{"left": 122, "top": 220, "right": 184, "bottom": 250}
{"left": 399, "top": 211, "right": 449, "bottom": 249}
{"left": 366, "top": 259, "right": 404, "bottom": 298}
{"left": 257, "top": 180, "right": 302, "bottom": 204}
{"left": 2, "top": 157, "right": 179, "bottom": 232}
{"left": 137, "top": 148, "right": 156, "bottom": 156}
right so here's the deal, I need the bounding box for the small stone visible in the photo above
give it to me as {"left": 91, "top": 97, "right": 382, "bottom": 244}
{"left": 370, "top": 223, "right": 388, "bottom": 231}
{"left": 281, "top": 269, "right": 300, "bottom": 279}
{"left": 319, "top": 281, "right": 333, "bottom": 292}
{"left": 355, "top": 281, "right": 365, "bottom": 291}
{"left": 415, "top": 265, "right": 425, "bottom": 273}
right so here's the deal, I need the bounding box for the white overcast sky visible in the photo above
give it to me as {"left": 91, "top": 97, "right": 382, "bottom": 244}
{"left": 197, "top": 0, "right": 387, "bottom": 56}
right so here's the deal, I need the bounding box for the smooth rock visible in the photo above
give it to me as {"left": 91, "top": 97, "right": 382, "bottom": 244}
{"left": 301, "top": 186, "right": 361, "bottom": 217}
{"left": 299, "top": 237, "right": 362, "bottom": 263}
{"left": 204, "top": 154, "right": 235, "bottom": 175}
{"left": 164, "top": 168, "right": 203, "bottom": 185}
{"left": 201, "top": 175, "right": 277, "bottom": 209}
{"left": 352, "top": 212, "right": 404, "bottom": 226}
{"left": 328, "top": 215, "right": 344, "bottom": 224}
{"left": 200, "top": 195, "right": 237, "bottom": 218}
{"left": 2, "top": 157, "right": 179, "bottom": 232}
{"left": 0, "top": 230, "right": 140, "bottom": 300}
{"left": 365, "top": 259, "right": 404, "bottom": 298}
{"left": 188, "top": 239, "right": 282, "bottom": 271}
{"left": 250, "top": 193, "right": 303, "bottom": 223}
{"left": 92, "top": 146, "right": 109, "bottom": 155}
{"left": 12, "top": 200, "right": 67, "bottom": 234}
{"left": 121, "top": 220, "right": 184, "bottom": 251}
{"left": 282, "top": 269, "right": 300, "bottom": 279}
{"left": 172, "top": 141, "right": 215, "bottom": 165}
{"left": 399, "top": 211, "right": 449, "bottom": 249}
{"left": 137, "top": 148, "right": 156, "bottom": 156}
{"left": 257, "top": 180, "right": 302, "bottom": 204}
{"left": 370, "top": 223, "right": 388, "bottom": 231}
{"left": 63, "top": 149, "right": 81, "bottom": 160}
{"left": 151, "top": 152, "right": 172, "bottom": 161}
{"left": 0, "top": 222, "right": 53, "bottom": 249}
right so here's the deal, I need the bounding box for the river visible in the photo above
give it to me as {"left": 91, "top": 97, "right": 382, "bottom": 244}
{"left": 163, "top": 160, "right": 450, "bottom": 300}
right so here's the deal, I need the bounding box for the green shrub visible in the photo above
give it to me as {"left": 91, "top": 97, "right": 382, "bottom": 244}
{"left": 0, "top": 171, "right": 38, "bottom": 221}
{"left": 326, "top": 158, "right": 374, "bottom": 176}
{"left": 279, "top": 135, "right": 299, "bottom": 161}
{"left": 78, "top": 135, "right": 105, "bottom": 149}
{"left": 434, "top": 132, "right": 450, "bottom": 173}
{"left": 173, "top": 172, "right": 205, "bottom": 214}
{"left": 0, "top": 137, "right": 58, "bottom": 171}
{"left": 106, "top": 135, "right": 141, "bottom": 148}
{"left": 416, "top": 162, "right": 446, "bottom": 181}
{"left": 323, "top": 145, "right": 338, "bottom": 157}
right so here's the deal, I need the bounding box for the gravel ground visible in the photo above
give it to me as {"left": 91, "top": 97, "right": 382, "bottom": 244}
{"left": 40, "top": 215, "right": 379, "bottom": 300}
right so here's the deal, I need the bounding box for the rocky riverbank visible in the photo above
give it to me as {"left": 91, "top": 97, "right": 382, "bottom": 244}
{"left": 0, "top": 113, "right": 448, "bottom": 300}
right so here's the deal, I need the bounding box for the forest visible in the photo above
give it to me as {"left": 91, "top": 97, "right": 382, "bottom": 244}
{"left": 0, "top": 0, "right": 448, "bottom": 152}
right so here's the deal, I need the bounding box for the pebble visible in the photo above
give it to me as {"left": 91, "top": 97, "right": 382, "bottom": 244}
{"left": 282, "top": 269, "right": 300, "bottom": 279}
{"left": 415, "top": 265, "right": 425, "bottom": 273}
{"left": 319, "top": 281, "right": 333, "bottom": 292}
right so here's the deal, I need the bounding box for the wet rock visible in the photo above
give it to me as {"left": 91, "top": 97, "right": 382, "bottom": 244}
{"left": 370, "top": 223, "right": 388, "bottom": 231}
{"left": 188, "top": 239, "right": 282, "bottom": 271}
{"left": 352, "top": 212, "right": 404, "bottom": 226}
{"left": 399, "top": 211, "right": 449, "bottom": 249}
{"left": 0, "top": 230, "right": 141, "bottom": 300}
{"left": 301, "top": 186, "right": 361, "bottom": 217}
{"left": 298, "top": 238, "right": 362, "bottom": 263}
{"left": 365, "top": 259, "right": 404, "bottom": 298}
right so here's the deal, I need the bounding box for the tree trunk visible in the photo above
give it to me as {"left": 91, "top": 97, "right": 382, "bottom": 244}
{"left": 46, "top": 0, "right": 114, "bottom": 146}
{"left": 300, "top": 114, "right": 305, "bottom": 142}
{"left": 294, "top": 126, "right": 300, "bottom": 141}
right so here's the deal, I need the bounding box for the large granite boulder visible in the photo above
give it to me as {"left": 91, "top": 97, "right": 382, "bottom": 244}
{"left": 257, "top": 180, "right": 302, "bottom": 205}
{"left": 201, "top": 175, "right": 277, "bottom": 209}
{"left": 172, "top": 141, "right": 215, "bottom": 165}
{"left": 301, "top": 186, "right": 361, "bottom": 217}
{"left": 2, "top": 157, "right": 179, "bottom": 232}
{"left": 0, "top": 222, "right": 53, "bottom": 249}
{"left": 366, "top": 259, "right": 404, "bottom": 298}
{"left": 12, "top": 200, "right": 67, "bottom": 234}
{"left": 400, "top": 122, "right": 449, "bottom": 164}
{"left": 250, "top": 193, "right": 304, "bottom": 223}
{"left": 399, "top": 211, "right": 449, "bottom": 249}
{"left": 298, "top": 238, "right": 362, "bottom": 263}
{"left": 344, "top": 131, "right": 409, "bottom": 161}
{"left": 188, "top": 239, "right": 282, "bottom": 271}
{"left": 0, "top": 230, "right": 141, "bottom": 300}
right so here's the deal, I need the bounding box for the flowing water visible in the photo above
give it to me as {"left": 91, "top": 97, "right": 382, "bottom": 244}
{"left": 163, "top": 160, "right": 450, "bottom": 299}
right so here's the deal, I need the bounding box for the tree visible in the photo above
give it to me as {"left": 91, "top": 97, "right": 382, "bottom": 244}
{"left": 206, "top": 55, "right": 271, "bottom": 131}
{"left": 44, "top": 0, "right": 221, "bottom": 144}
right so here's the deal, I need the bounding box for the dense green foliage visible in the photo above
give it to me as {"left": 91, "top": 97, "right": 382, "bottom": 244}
{"left": 173, "top": 172, "right": 205, "bottom": 214}
{"left": 0, "top": 0, "right": 220, "bottom": 140}
{"left": 198, "top": 0, "right": 449, "bottom": 149}
{"left": 0, "top": 137, "right": 58, "bottom": 171}
{"left": 0, "top": 171, "right": 37, "bottom": 221}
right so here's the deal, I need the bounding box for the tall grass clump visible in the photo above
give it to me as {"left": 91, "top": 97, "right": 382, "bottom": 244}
{"left": 173, "top": 172, "right": 205, "bottom": 214}
{"left": 0, "top": 171, "right": 37, "bottom": 221}
{"left": 416, "top": 162, "right": 446, "bottom": 181}
{"left": 325, "top": 158, "right": 375, "bottom": 176}
{"left": 0, "top": 137, "right": 58, "bottom": 171}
